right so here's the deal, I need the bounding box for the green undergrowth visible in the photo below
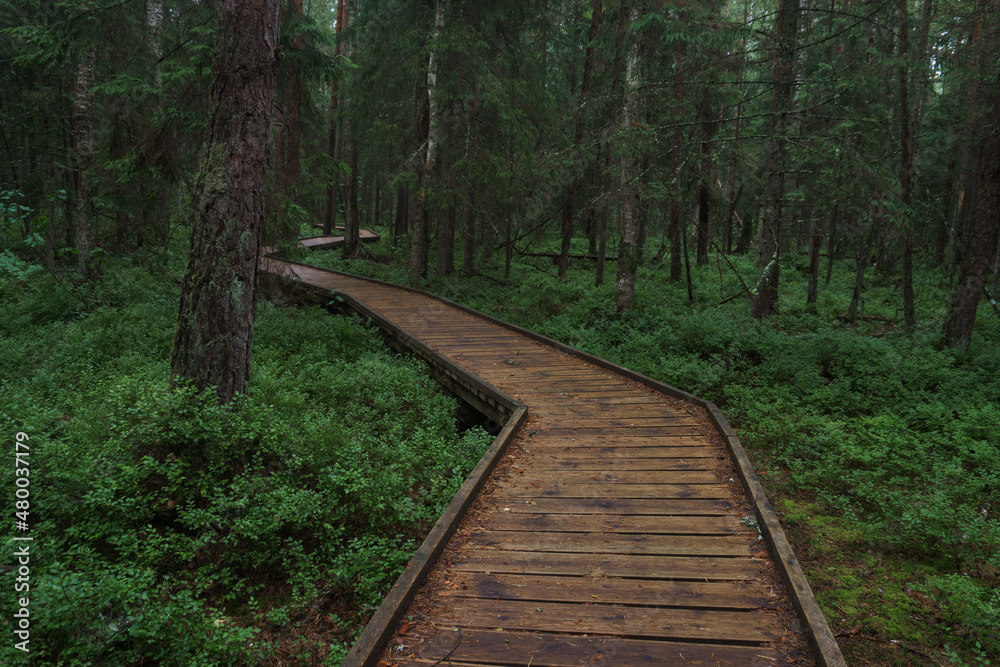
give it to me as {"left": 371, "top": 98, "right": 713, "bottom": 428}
{"left": 310, "top": 238, "right": 1000, "bottom": 664}
{"left": 0, "top": 249, "right": 491, "bottom": 665}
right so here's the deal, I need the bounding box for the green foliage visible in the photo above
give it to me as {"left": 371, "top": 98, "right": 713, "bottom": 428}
{"left": 0, "top": 260, "right": 492, "bottom": 664}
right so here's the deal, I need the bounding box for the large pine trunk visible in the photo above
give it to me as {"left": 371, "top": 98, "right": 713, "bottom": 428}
{"left": 170, "top": 0, "right": 280, "bottom": 405}
{"left": 945, "top": 3, "right": 1000, "bottom": 351}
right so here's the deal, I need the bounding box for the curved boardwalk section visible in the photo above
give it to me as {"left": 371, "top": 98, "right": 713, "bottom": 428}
{"left": 259, "top": 257, "right": 844, "bottom": 667}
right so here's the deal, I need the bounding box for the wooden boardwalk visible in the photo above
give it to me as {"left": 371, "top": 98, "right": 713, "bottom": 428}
{"left": 260, "top": 254, "right": 844, "bottom": 667}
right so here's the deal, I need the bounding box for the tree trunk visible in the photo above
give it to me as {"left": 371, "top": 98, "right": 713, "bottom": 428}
{"left": 669, "top": 42, "right": 684, "bottom": 282}
{"left": 322, "top": 0, "right": 345, "bottom": 235}
{"left": 394, "top": 183, "right": 408, "bottom": 244}
{"left": 825, "top": 202, "right": 839, "bottom": 286}
{"left": 614, "top": 2, "right": 641, "bottom": 312}
{"left": 285, "top": 0, "right": 303, "bottom": 211}
{"left": 170, "top": 0, "right": 280, "bottom": 405}
{"left": 806, "top": 215, "right": 821, "bottom": 312}
{"left": 409, "top": 0, "right": 446, "bottom": 286}
{"left": 462, "top": 92, "right": 479, "bottom": 274}
{"left": 752, "top": 0, "right": 798, "bottom": 319}
{"left": 436, "top": 103, "right": 462, "bottom": 277}
{"left": 342, "top": 0, "right": 360, "bottom": 256}
{"left": 559, "top": 0, "right": 602, "bottom": 278}
{"left": 848, "top": 226, "right": 869, "bottom": 322}
{"left": 595, "top": 142, "right": 611, "bottom": 286}
{"left": 944, "top": 1, "right": 1000, "bottom": 351}
{"left": 899, "top": 0, "right": 916, "bottom": 331}
{"left": 72, "top": 47, "right": 96, "bottom": 278}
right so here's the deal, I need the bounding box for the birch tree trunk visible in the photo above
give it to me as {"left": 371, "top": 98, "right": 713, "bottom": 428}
{"left": 408, "top": 0, "right": 446, "bottom": 286}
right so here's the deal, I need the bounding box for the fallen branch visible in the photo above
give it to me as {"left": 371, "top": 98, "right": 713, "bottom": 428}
{"left": 711, "top": 239, "right": 754, "bottom": 303}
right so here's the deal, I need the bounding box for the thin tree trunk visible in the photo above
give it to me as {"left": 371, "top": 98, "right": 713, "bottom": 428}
{"left": 343, "top": 0, "right": 360, "bottom": 256}
{"left": 559, "top": 0, "right": 602, "bottom": 278}
{"left": 752, "top": 0, "right": 798, "bottom": 319}
{"left": 848, "top": 226, "right": 869, "bottom": 322}
{"left": 825, "top": 202, "right": 839, "bottom": 286}
{"left": 394, "top": 184, "right": 408, "bottom": 244}
{"left": 72, "top": 47, "right": 96, "bottom": 277}
{"left": 595, "top": 142, "right": 611, "bottom": 286}
{"left": 587, "top": 143, "right": 601, "bottom": 255}
{"left": 322, "top": 0, "right": 345, "bottom": 235}
{"left": 436, "top": 102, "right": 461, "bottom": 277}
{"left": 899, "top": 0, "right": 916, "bottom": 331}
{"left": 462, "top": 92, "right": 479, "bottom": 274}
{"left": 614, "top": 2, "right": 641, "bottom": 311}
{"left": 171, "top": 0, "right": 280, "bottom": 405}
{"left": 806, "top": 215, "right": 821, "bottom": 311}
{"left": 669, "top": 41, "right": 685, "bottom": 282}
{"left": 410, "top": 0, "right": 446, "bottom": 286}
{"left": 285, "top": 0, "right": 303, "bottom": 212}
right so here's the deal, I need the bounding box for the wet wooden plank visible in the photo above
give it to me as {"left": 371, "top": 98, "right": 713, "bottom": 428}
{"left": 510, "top": 470, "right": 721, "bottom": 484}
{"left": 442, "top": 572, "right": 779, "bottom": 609}
{"left": 469, "top": 530, "right": 755, "bottom": 556}
{"left": 522, "top": 446, "right": 716, "bottom": 458}
{"left": 522, "top": 458, "right": 717, "bottom": 471}
{"left": 482, "top": 513, "right": 743, "bottom": 535}
{"left": 436, "top": 599, "right": 781, "bottom": 643}
{"left": 453, "top": 550, "right": 763, "bottom": 580}
{"left": 488, "top": 498, "right": 733, "bottom": 515}
{"left": 402, "top": 630, "right": 788, "bottom": 666}
{"left": 497, "top": 483, "right": 729, "bottom": 499}
{"left": 526, "top": 426, "right": 704, "bottom": 436}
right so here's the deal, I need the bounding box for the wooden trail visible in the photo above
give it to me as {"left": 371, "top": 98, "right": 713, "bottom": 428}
{"left": 260, "top": 251, "right": 845, "bottom": 667}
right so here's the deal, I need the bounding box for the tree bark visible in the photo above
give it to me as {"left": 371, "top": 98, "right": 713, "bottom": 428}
{"left": 342, "top": 0, "right": 360, "bottom": 256}
{"left": 322, "top": 0, "right": 345, "bottom": 235}
{"left": 752, "top": 0, "right": 798, "bottom": 319}
{"left": 285, "top": 0, "right": 304, "bottom": 214}
{"left": 462, "top": 92, "right": 479, "bottom": 273}
{"left": 170, "top": 0, "right": 280, "bottom": 405}
{"left": 72, "top": 47, "right": 96, "bottom": 277}
{"left": 848, "top": 225, "right": 869, "bottom": 322}
{"left": 409, "top": 0, "right": 446, "bottom": 286}
{"left": 944, "top": 1, "right": 1000, "bottom": 351}
{"left": 899, "top": 0, "right": 916, "bottom": 331}
{"left": 559, "top": 0, "right": 602, "bottom": 278}
{"left": 669, "top": 41, "right": 684, "bottom": 282}
{"left": 806, "top": 215, "right": 821, "bottom": 311}
{"left": 614, "top": 2, "right": 641, "bottom": 311}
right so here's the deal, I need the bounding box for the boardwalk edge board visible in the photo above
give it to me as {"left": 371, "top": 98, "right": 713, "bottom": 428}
{"left": 344, "top": 406, "right": 528, "bottom": 666}
{"left": 264, "top": 259, "right": 845, "bottom": 667}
